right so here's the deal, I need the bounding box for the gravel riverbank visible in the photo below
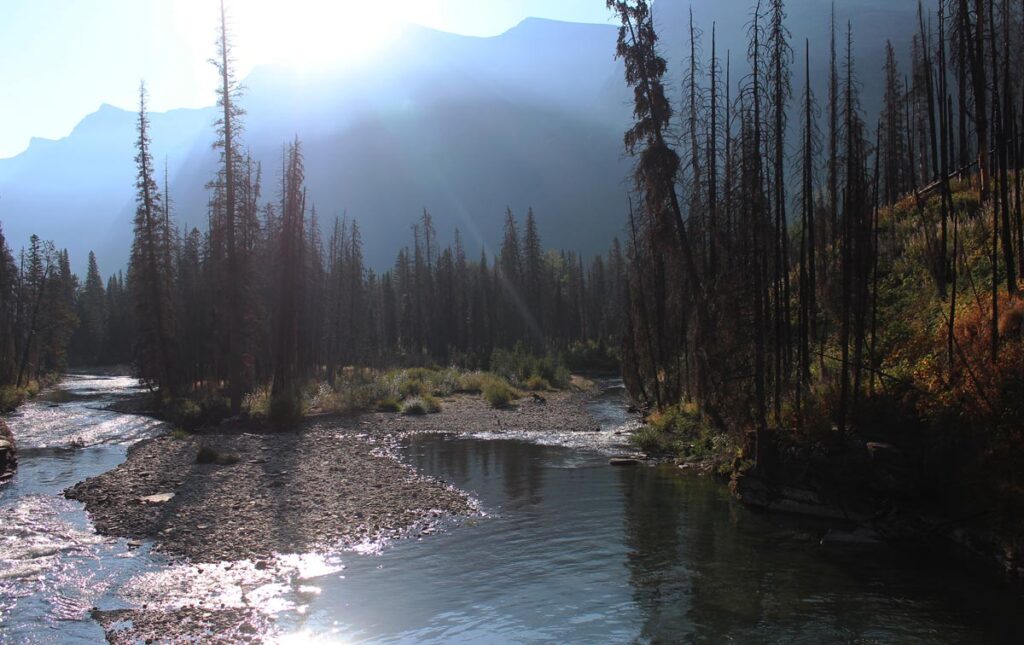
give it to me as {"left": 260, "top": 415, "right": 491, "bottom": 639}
{"left": 65, "top": 425, "right": 473, "bottom": 563}
{"left": 66, "top": 389, "right": 602, "bottom": 563}
{"left": 63, "top": 386, "right": 609, "bottom": 642}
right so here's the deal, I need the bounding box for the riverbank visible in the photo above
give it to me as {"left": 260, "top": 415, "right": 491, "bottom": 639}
{"left": 1, "top": 373, "right": 67, "bottom": 485}
{"left": 627, "top": 405, "right": 1024, "bottom": 580}
{"left": 65, "top": 425, "right": 474, "bottom": 563}
{"left": 65, "top": 386, "right": 604, "bottom": 564}
{"left": 63, "top": 384, "right": 612, "bottom": 642}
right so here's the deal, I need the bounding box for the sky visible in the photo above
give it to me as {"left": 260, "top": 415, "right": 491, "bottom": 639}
{"left": 0, "top": 0, "right": 614, "bottom": 159}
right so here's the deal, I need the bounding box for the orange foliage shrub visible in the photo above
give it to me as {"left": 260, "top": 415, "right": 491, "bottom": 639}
{"left": 918, "top": 290, "right": 1024, "bottom": 425}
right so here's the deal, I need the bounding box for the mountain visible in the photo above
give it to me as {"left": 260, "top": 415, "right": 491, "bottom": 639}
{"left": 0, "top": 18, "right": 630, "bottom": 273}
{"left": 0, "top": 3, "right": 919, "bottom": 274}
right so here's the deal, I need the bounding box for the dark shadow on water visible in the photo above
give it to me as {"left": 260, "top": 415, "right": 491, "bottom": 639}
{"left": 617, "top": 465, "right": 1024, "bottom": 644}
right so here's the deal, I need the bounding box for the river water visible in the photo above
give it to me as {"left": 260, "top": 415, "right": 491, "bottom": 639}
{"left": 2, "top": 376, "right": 1023, "bottom": 643}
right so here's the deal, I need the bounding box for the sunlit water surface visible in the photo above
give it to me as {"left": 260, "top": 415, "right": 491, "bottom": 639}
{"left": 2, "top": 376, "right": 1023, "bottom": 643}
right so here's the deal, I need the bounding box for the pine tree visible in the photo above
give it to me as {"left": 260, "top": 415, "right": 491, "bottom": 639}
{"left": 75, "top": 252, "right": 107, "bottom": 365}
{"left": 129, "top": 82, "right": 177, "bottom": 393}
{"left": 270, "top": 139, "right": 306, "bottom": 422}
{"left": 212, "top": 0, "right": 248, "bottom": 413}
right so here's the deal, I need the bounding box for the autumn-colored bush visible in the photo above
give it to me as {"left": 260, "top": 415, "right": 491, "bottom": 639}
{"left": 917, "top": 289, "right": 1024, "bottom": 426}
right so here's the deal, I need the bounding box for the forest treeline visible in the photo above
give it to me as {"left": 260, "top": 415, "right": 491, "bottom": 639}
{"left": 0, "top": 230, "right": 110, "bottom": 403}
{"left": 610, "top": 0, "right": 1024, "bottom": 503}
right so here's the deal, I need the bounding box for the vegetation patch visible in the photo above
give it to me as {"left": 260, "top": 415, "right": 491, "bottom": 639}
{"left": 526, "top": 375, "right": 551, "bottom": 392}
{"left": 401, "top": 398, "right": 428, "bottom": 415}
{"left": 164, "top": 396, "right": 233, "bottom": 431}
{"left": 483, "top": 380, "right": 517, "bottom": 408}
{"left": 631, "top": 403, "right": 737, "bottom": 467}
{"left": 490, "top": 346, "right": 571, "bottom": 390}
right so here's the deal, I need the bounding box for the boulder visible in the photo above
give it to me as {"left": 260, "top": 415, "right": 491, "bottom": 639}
{"left": 139, "top": 492, "right": 175, "bottom": 504}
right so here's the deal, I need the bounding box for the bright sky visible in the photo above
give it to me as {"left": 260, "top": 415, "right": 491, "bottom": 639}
{"left": 0, "top": 0, "right": 613, "bottom": 159}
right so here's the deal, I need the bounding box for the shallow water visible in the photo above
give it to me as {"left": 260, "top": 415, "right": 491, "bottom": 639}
{"left": 0, "top": 375, "right": 166, "bottom": 643}
{"left": 2, "top": 376, "right": 1023, "bottom": 643}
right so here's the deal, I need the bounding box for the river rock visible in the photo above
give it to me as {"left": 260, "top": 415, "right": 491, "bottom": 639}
{"left": 609, "top": 457, "right": 641, "bottom": 466}
{"left": 139, "top": 492, "right": 175, "bottom": 504}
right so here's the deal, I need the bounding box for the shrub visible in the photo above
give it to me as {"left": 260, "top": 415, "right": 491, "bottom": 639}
{"left": 23, "top": 381, "right": 41, "bottom": 398}
{"left": 170, "top": 428, "right": 191, "bottom": 440}
{"left": 166, "top": 395, "right": 232, "bottom": 431}
{"left": 243, "top": 387, "right": 272, "bottom": 418}
{"left": 457, "top": 371, "right": 491, "bottom": 393}
{"left": 526, "top": 375, "right": 551, "bottom": 392}
{"left": 401, "top": 398, "right": 428, "bottom": 415}
{"left": 917, "top": 289, "right": 1024, "bottom": 426}
{"left": 430, "top": 368, "right": 462, "bottom": 396}
{"left": 490, "top": 345, "right": 571, "bottom": 390}
{"left": 0, "top": 387, "right": 26, "bottom": 413}
{"left": 421, "top": 394, "right": 442, "bottom": 413}
{"left": 399, "top": 377, "right": 429, "bottom": 399}
{"left": 562, "top": 340, "right": 620, "bottom": 371}
{"left": 483, "top": 380, "right": 516, "bottom": 408}
{"left": 632, "top": 425, "right": 682, "bottom": 455}
{"left": 376, "top": 397, "right": 401, "bottom": 412}
{"left": 632, "top": 403, "right": 733, "bottom": 461}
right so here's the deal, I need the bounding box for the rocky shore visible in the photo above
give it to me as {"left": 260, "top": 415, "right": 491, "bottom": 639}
{"left": 66, "top": 425, "right": 473, "bottom": 563}
{"left": 369, "top": 387, "right": 604, "bottom": 437}
{"left": 62, "top": 386, "right": 609, "bottom": 642}
{"left": 67, "top": 389, "right": 602, "bottom": 563}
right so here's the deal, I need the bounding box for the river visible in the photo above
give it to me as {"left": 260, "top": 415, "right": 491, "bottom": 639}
{"left": 2, "top": 375, "right": 1022, "bottom": 643}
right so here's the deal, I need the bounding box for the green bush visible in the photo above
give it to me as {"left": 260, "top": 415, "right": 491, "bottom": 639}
{"left": 243, "top": 387, "right": 272, "bottom": 418}
{"left": 526, "top": 375, "right": 551, "bottom": 392}
{"left": 399, "top": 378, "right": 429, "bottom": 399}
{"left": 0, "top": 386, "right": 27, "bottom": 413}
{"left": 457, "top": 371, "right": 491, "bottom": 393}
{"left": 483, "top": 380, "right": 516, "bottom": 408}
{"left": 632, "top": 425, "right": 683, "bottom": 455}
{"left": 490, "top": 345, "right": 570, "bottom": 389}
{"left": 166, "top": 395, "right": 232, "bottom": 431}
{"left": 401, "top": 398, "right": 428, "bottom": 415}
{"left": 376, "top": 396, "right": 401, "bottom": 412}
{"left": 170, "top": 428, "right": 192, "bottom": 440}
{"left": 421, "top": 394, "right": 442, "bottom": 413}
{"left": 631, "top": 403, "right": 734, "bottom": 461}
{"left": 562, "top": 340, "right": 620, "bottom": 372}
{"left": 430, "top": 368, "right": 462, "bottom": 396}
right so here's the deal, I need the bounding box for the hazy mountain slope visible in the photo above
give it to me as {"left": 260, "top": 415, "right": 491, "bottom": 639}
{"left": 0, "top": 18, "right": 630, "bottom": 272}
{"left": 0, "top": 3, "right": 919, "bottom": 273}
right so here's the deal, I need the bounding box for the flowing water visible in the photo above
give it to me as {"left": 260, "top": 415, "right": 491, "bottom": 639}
{"left": 2, "top": 375, "right": 1023, "bottom": 643}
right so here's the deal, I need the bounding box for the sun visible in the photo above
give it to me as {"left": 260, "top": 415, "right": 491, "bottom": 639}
{"left": 258, "top": 0, "right": 406, "bottom": 69}
{"left": 173, "top": 0, "right": 427, "bottom": 74}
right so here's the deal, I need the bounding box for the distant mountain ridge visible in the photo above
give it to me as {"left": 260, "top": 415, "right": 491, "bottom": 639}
{"left": 0, "top": 3, "right": 919, "bottom": 273}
